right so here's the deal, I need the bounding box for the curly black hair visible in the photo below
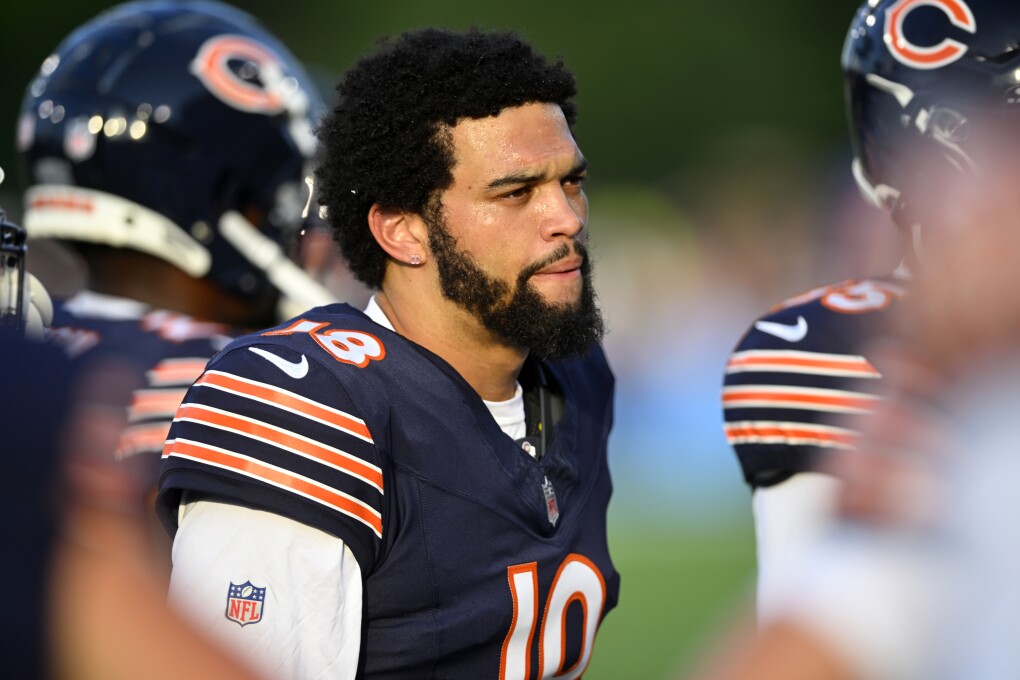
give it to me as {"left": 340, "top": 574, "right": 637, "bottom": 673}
{"left": 315, "top": 28, "right": 579, "bottom": 288}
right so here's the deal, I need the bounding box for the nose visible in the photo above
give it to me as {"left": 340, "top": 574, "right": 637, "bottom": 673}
{"left": 538, "top": 186, "right": 586, "bottom": 242}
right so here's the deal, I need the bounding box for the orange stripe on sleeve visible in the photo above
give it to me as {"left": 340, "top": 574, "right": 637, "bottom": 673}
{"left": 116, "top": 422, "right": 173, "bottom": 459}
{"left": 147, "top": 359, "right": 210, "bottom": 386}
{"left": 175, "top": 404, "right": 383, "bottom": 492}
{"left": 725, "top": 350, "right": 881, "bottom": 378}
{"left": 195, "top": 371, "right": 373, "bottom": 442}
{"left": 165, "top": 439, "right": 383, "bottom": 537}
{"left": 724, "top": 421, "right": 859, "bottom": 449}
{"left": 722, "top": 385, "right": 880, "bottom": 414}
{"left": 129, "top": 388, "right": 189, "bottom": 419}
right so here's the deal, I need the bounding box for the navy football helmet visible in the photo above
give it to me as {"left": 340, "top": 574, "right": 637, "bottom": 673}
{"left": 16, "top": 0, "right": 334, "bottom": 313}
{"left": 843, "top": 0, "right": 1020, "bottom": 230}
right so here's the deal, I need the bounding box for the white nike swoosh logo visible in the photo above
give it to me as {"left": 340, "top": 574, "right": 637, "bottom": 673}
{"left": 249, "top": 347, "right": 309, "bottom": 379}
{"left": 754, "top": 316, "right": 808, "bottom": 343}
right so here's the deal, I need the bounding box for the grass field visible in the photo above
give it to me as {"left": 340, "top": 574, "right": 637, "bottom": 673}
{"left": 584, "top": 514, "right": 756, "bottom": 680}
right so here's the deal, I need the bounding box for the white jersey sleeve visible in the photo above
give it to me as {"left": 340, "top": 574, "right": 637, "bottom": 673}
{"left": 168, "top": 498, "right": 363, "bottom": 679}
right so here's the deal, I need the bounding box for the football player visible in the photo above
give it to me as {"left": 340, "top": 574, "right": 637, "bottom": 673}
{"left": 17, "top": 1, "right": 334, "bottom": 520}
{"left": 722, "top": 0, "right": 1020, "bottom": 619}
{"left": 0, "top": 173, "right": 262, "bottom": 679}
{"left": 157, "top": 28, "right": 618, "bottom": 679}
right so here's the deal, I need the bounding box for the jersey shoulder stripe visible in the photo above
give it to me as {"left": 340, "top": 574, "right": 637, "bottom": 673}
{"left": 165, "top": 437, "right": 383, "bottom": 537}
{"left": 726, "top": 349, "right": 881, "bottom": 378}
{"left": 117, "top": 423, "right": 174, "bottom": 460}
{"left": 195, "top": 369, "right": 372, "bottom": 442}
{"left": 146, "top": 358, "right": 209, "bottom": 386}
{"left": 724, "top": 420, "right": 859, "bottom": 449}
{"left": 160, "top": 335, "right": 386, "bottom": 564}
{"left": 722, "top": 276, "right": 906, "bottom": 487}
{"left": 128, "top": 387, "right": 190, "bottom": 420}
{"left": 173, "top": 402, "right": 384, "bottom": 492}
{"left": 722, "top": 384, "right": 882, "bottom": 414}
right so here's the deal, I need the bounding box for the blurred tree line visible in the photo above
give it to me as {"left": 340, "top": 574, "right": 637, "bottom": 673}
{"left": 2, "top": 0, "right": 861, "bottom": 196}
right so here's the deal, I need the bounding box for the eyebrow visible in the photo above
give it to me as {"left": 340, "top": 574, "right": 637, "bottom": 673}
{"left": 485, "top": 158, "right": 588, "bottom": 190}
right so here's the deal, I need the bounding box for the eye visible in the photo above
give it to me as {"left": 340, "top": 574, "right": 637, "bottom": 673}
{"left": 501, "top": 185, "right": 532, "bottom": 200}
{"left": 563, "top": 173, "right": 587, "bottom": 191}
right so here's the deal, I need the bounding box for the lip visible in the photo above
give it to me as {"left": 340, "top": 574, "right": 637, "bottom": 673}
{"left": 534, "top": 256, "right": 583, "bottom": 276}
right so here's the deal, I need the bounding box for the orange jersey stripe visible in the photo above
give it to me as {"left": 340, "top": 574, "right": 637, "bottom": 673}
{"left": 147, "top": 358, "right": 209, "bottom": 386}
{"left": 129, "top": 388, "right": 189, "bottom": 419}
{"left": 165, "top": 438, "right": 383, "bottom": 537}
{"left": 116, "top": 422, "right": 172, "bottom": 459}
{"left": 195, "top": 371, "right": 372, "bottom": 442}
{"left": 724, "top": 421, "right": 858, "bottom": 448}
{"left": 726, "top": 350, "right": 880, "bottom": 378}
{"left": 722, "top": 385, "right": 880, "bottom": 413}
{"left": 175, "top": 403, "right": 383, "bottom": 492}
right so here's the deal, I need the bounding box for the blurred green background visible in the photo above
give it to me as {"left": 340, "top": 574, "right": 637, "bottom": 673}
{"left": 2, "top": 1, "right": 858, "bottom": 187}
{"left": 3, "top": 1, "right": 899, "bottom": 677}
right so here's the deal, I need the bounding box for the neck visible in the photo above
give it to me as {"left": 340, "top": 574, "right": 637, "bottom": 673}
{"left": 375, "top": 281, "right": 525, "bottom": 402}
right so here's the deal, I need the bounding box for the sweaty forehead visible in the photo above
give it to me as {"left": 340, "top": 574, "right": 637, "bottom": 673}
{"left": 448, "top": 102, "right": 580, "bottom": 181}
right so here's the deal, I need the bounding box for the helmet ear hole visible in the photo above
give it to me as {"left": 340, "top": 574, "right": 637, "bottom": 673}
{"left": 18, "top": 0, "right": 325, "bottom": 304}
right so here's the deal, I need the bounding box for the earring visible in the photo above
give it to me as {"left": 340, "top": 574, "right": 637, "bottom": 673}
{"left": 409, "top": 254, "right": 423, "bottom": 265}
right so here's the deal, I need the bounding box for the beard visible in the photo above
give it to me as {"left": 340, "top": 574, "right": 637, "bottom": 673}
{"left": 423, "top": 207, "right": 604, "bottom": 361}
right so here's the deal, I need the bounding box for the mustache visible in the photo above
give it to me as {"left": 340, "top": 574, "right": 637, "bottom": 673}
{"left": 519, "top": 240, "right": 588, "bottom": 282}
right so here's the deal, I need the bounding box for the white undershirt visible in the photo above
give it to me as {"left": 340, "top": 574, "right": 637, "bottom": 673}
{"left": 168, "top": 297, "right": 528, "bottom": 679}
{"left": 364, "top": 296, "right": 527, "bottom": 441}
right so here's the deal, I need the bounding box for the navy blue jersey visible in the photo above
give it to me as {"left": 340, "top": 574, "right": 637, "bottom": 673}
{"left": 723, "top": 277, "right": 910, "bottom": 488}
{"left": 157, "top": 303, "right": 619, "bottom": 679}
{"left": 47, "top": 293, "right": 237, "bottom": 491}
{"left": 1, "top": 334, "right": 77, "bottom": 680}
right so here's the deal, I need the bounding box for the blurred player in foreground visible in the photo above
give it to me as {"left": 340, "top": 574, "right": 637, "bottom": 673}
{"left": 721, "top": 0, "right": 1020, "bottom": 620}
{"left": 693, "top": 129, "right": 1020, "bottom": 680}
{"left": 16, "top": 0, "right": 334, "bottom": 558}
{"left": 1, "top": 191, "right": 263, "bottom": 678}
{"left": 158, "top": 27, "right": 618, "bottom": 679}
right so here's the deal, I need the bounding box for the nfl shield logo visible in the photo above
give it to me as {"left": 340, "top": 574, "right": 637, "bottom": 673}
{"left": 226, "top": 581, "right": 266, "bottom": 627}
{"left": 542, "top": 477, "right": 559, "bottom": 527}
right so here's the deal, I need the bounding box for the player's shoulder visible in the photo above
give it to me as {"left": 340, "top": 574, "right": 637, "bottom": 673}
{"left": 215, "top": 302, "right": 395, "bottom": 371}
{"left": 768, "top": 276, "right": 909, "bottom": 318}
{"left": 733, "top": 276, "right": 910, "bottom": 357}
{"left": 48, "top": 293, "right": 235, "bottom": 363}
{"left": 199, "top": 303, "right": 409, "bottom": 416}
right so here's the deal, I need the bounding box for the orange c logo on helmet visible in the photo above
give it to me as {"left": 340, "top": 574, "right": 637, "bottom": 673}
{"left": 884, "top": 0, "right": 977, "bottom": 69}
{"left": 190, "top": 34, "right": 287, "bottom": 114}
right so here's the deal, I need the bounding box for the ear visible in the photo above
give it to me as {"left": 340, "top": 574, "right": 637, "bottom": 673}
{"left": 367, "top": 203, "right": 428, "bottom": 266}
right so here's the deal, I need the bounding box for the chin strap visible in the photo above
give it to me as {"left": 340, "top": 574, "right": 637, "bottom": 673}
{"left": 515, "top": 360, "right": 566, "bottom": 460}
{"left": 852, "top": 158, "right": 901, "bottom": 211}
{"left": 218, "top": 211, "right": 338, "bottom": 320}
